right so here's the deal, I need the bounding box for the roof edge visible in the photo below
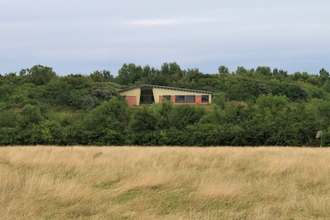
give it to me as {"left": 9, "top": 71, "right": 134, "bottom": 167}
{"left": 119, "top": 84, "right": 215, "bottom": 94}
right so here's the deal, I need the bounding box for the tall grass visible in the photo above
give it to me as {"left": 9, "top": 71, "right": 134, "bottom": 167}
{"left": 0, "top": 146, "right": 329, "bottom": 219}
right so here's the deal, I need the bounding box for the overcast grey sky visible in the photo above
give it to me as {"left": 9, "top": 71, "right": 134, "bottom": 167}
{"left": 1, "top": 0, "right": 329, "bottom": 75}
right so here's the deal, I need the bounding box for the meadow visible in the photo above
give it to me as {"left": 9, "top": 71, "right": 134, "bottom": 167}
{"left": 0, "top": 146, "right": 329, "bottom": 219}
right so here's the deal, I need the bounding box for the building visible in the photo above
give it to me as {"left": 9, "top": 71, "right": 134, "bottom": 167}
{"left": 119, "top": 84, "right": 214, "bottom": 106}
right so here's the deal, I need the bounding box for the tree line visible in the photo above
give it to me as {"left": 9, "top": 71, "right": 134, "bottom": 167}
{"left": 0, "top": 63, "right": 330, "bottom": 146}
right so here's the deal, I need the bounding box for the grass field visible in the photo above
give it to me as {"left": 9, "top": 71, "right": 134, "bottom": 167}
{"left": 0, "top": 146, "right": 329, "bottom": 219}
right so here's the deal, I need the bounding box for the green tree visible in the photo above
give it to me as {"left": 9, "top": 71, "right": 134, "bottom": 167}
{"left": 20, "top": 65, "right": 56, "bottom": 85}
{"left": 158, "top": 99, "right": 173, "bottom": 129}
{"left": 170, "top": 105, "right": 205, "bottom": 130}
{"left": 129, "top": 106, "right": 160, "bottom": 145}
{"left": 292, "top": 72, "right": 301, "bottom": 81}
{"left": 80, "top": 97, "right": 130, "bottom": 145}
{"left": 278, "top": 69, "right": 288, "bottom": 77}
{"left": 319, "top": 68, "right": 329, "bottom": 84}
{"left": 272, "top": 68, "right": 279, "bottom": 76}
{"left": 100, "top": 70, "right": 114, "bottom": 82}
{"left": 89, "top": 71, "right": 104, "bottom": 82}
{"left": 116, "top": 63, "right": 143, "bottom": 85}
{"left": 40, "top": 120, "right": 63, "bottom": 145}
{"left": 0, "top": 111, "right": 17, "bottom": 128}
{"left": 218, "top": 65, "right": 229, "bottom": 74}
{"left": 44, "top": 80, "right": 72, "bottom": 106}
{"left": 236, "top": 66, "right": 247, "bottom": 75}
{"left": 17, "top": 104, "right": 44, "bottom": 128}
{"left": 256, "top": 66, "right": 272, "bottom": 76}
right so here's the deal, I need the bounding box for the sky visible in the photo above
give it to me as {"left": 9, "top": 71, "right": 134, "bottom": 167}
{"left": 1, "top": 0, "right": 330, "bottom": 76}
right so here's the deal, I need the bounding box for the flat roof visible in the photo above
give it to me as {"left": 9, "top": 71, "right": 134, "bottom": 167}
{"left": 119, "top": 84, "right": 215, "bottom": 95}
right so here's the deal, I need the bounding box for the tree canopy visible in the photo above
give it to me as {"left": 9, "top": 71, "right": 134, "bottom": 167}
{"left": 0, "top": 63, "right": 329, "bottom": 146}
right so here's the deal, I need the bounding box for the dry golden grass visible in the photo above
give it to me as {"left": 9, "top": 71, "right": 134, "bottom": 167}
{"left": 0, "top": 146, "right": 330, "bottom": 219}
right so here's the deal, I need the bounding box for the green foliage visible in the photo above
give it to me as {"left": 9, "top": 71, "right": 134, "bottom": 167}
{"left": 236, "top": 66, "right": 248, "bottom": 75}
{"left": 322, "top": 80, "right": 330, "bottom": 92}
{"left": 130, "top": 106, "right": 160, "bottom": 145}
{"left": 170, "top": 105, "right": 205, "bottom": 130}
{"left": 218, "top": 65, "right": 229, "bottom": 74}
{"left": 158, "top": 99, "right": 173, "bottom": 129}
{"left": 224, "top": 78, "right": 260, "bottom": 101}
{"left": 89, "top": 72, "right": 104, "bottom": 82}
{"left": 212, "top": 95, "right": 226, "bottom": 109}
{"left": 89, "top": 70, "right": 114, "bottom": 82}
{"left": 17, "top": 104, "right": 44, "bottom": 128}
{"left": 0, "top": 111, "right": 16, "bottom": 128}
{"left": 79, "top": 97, "right": 130, "bottom": 145}
{"left": 256, "top": 66, "right": 272, "bottom": 76}
{"left": 0, "top": 127, "right": 18, "bottom": 145}
{"left": 40, "top": 120, "right": 63, "bottom": 145}
{"left": 1, "top": 63, "right": 330, "bottom": 146}
{"left": 89, "top": 82, "right": 119, "bottom": 101}
{"left": 45, "top": 80, "right": 72, "bottom": 106}
{"left": 61, "top": 74, "right": 91, "bottom": 89}
{"left": 268, "top": 81, "right": 308, "bottom": 101}
{"left": 20, "top": 65, "right": 56, "bottom": 85}
{"left": 319, "top": 68, "right": 329, "bottom": 84}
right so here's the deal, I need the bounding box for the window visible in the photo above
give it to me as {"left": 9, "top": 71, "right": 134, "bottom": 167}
{"left": 202, "top": 95, "right": 209, "bottom": 103}
{"left": 185, "top": 95, "right": 195, "bottom": 102}
{"left": 140, "top": 89, "right": 154, "bottom": 104}
{"left": 175, "top": 96, "right": 185, "bottom": 103}
{"left": 175, "top": 95, "right": 196, "bottom": 103}
{"left": 163, "top": 95, "right": 171, "bottom": 100}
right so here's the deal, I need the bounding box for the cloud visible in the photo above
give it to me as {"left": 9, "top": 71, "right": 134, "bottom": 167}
{"left": 126, "top": 18, "right": 216, "bottom": 26}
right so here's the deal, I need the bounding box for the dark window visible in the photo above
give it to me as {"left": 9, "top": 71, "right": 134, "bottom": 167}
{"left": 175, "top": 96, "right": 185, "bottom": 103}
{"left": 202, "top": 95, "right": 209, "bottom": 103}
{"left": 186, "top": 95, "right": 195, "bottom": 102}
{"left": 163, "top": 95, "right": 171, "bottom": 100}
{"left": 140, "top": 89, "right": 154, "bottom": 104}
{"left": 175, "top": 95, "right": 196, "bottom": 103}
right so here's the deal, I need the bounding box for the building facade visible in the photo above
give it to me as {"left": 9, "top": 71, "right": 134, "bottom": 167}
{"left": 119, "top": 84, "right": 214, "bottom": 106}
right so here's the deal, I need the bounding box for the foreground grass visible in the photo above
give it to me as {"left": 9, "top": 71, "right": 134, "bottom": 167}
{"left": 0, "top": 146, "right": 329, "bottom": 219}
